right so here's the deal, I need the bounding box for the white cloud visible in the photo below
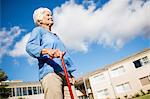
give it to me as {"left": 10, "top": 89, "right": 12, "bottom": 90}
{"left": 0, "top": 26, "right": 25, "bottom": 58}
{"left": 9, "top": 33, "right": 30, "bottom": 57}
{"left": 52, "top": 0, "right": 150, "bottom": 52}
{"left": 9, "top": 33, "right": 37, "bottom": 65}
{"left": 6, "top": 0, "right": 150, "bottom": 59}
{"left": 0, "top": 26, "right": 36, "bottom": 65}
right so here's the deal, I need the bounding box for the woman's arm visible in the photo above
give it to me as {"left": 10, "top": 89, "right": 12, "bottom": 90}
{"left": 26, "top": 27, "right": 44, "bottom": 58}
{"left": 26, "top": 27, "right": 57, "bottom": 59}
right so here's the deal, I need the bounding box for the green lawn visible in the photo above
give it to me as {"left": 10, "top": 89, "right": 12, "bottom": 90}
{"left": 134, "top": 94, "right": 150, "bottom": 99}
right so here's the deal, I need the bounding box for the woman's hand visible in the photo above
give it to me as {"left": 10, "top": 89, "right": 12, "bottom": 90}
{"left": 51, "top": 49, "right": 65, "bottom": 59}
{"left": 41, "top": 48, "right": 65, "bottom": 59}
{"left": 52, "top": 49, "right": 61, "bottom": 58}
{"left": 41, "top": 48, "right": 55, "bottom": 58}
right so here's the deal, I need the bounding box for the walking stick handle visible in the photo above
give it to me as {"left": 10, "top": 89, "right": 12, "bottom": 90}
{"left": 60, "top": 51, "right": 66, "bottom": 61}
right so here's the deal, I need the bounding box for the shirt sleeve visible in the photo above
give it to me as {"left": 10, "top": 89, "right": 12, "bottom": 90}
{"left": 26, "top": 27, "right": 43, "bottom": 58}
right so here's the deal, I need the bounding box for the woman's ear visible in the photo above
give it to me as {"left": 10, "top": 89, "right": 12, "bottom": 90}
{"left": 37, "top": 20, "right": 42, "bottom": 26}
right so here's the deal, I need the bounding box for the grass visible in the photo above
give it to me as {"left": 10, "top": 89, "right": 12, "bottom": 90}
{"left": 134, "top": 94, "right": 150, "bottom": 99}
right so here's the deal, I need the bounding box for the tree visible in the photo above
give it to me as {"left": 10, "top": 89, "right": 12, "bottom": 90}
{"left": 0, "top": 69, "right": 11, "bottom": 98}
{"left": 0, "top": 69, "right": 8, "bottom": 82}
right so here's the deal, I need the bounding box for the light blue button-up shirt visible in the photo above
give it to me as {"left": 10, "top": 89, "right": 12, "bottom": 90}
{"left": 26, "top": 26, "right": 75, "bottom": 80}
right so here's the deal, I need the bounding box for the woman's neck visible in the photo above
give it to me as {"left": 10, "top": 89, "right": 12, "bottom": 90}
{"left": 41, "top": 24, "right": 51, "bottom": 32}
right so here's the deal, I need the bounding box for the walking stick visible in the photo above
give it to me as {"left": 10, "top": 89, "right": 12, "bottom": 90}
{"left": 61, "top": 55, "right": 75, "bottom": 99}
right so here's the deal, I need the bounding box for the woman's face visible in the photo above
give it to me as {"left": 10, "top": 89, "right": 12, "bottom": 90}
{"left": 41, "top": 10, "right": 53, "bottom": 27}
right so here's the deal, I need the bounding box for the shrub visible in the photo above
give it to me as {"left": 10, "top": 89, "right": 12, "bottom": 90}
{"left": 116, "top": 97, "right": 120, "bottom": 99}
{"left": 124, "top": 95, "right": 128, "bottom": 98}
{"left": 140, "top": 89, "right": 146, "bottom": 96}
{"left": 134, "top": 92, "right": 140, "bottom": 97}
{"left": 132, "top": 95, "right": 135, "bottom": 98}
{"left": 147, "top": 89, "right": 150, "bottom": 94}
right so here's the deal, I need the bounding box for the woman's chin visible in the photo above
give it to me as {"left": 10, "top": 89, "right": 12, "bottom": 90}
{"left": 49, "top": 23, "right": 53, "bottom": 27}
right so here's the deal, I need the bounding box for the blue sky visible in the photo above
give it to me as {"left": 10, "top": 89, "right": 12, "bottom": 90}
{"left": 1, "top": 0, "right": 150, "bottom": 82}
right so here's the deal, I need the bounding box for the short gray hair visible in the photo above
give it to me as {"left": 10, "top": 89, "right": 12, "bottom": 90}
{"left": 33, "top": 7, "right": 51, "bottom": 24}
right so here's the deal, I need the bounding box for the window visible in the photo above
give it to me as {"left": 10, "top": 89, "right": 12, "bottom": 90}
{"left": 141, "top": 56, "right": 149, "bottom": 65}
{"left": 38, "top": 86, "right": 43, "bottom": 94}
{"left": 12, "top": 88, "right": 15, "bottom": 97}
{"left": 97, "top": 89, "right": 109, "bottom": 99}
{"left": 28, "top": 87, "right": 32, "bottom": 95}
{"left": 23, "top": 87, "right": 27, "bottom": 96}
{"left": 110, "top": 66, "right": 125, "bottom": 77}
{"left": 37, "top": 86, "right": 40, "bottom": 94}
{"left": 133, "top": 59, "right": 142, "bottom": 68}
{"left": 93, "top": 74, "right": 105, "bottom": 83}
{"left": 79, "top": 96, "right": 86, "bottom": 99}
{"left": 133, "top": 56, "right": 149, "bottom": 68}
{"left": 16, "top": 87, "right": 22, "bottom": 96}
{"left": 79, "top": 84, "right": 85, "bottom": 90}
{"left": 115, "top": 82, "right": 131, "bottom": 94}
{"left": 33, "top": 87, "right": 37, "bottom": 94}
{"left": 140, "top": 76, "right": 150, "bottom": 86}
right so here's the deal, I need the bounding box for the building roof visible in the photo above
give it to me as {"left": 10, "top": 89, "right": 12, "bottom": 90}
{"left": 1, "top": 80, "right": 41, "bottom": 87}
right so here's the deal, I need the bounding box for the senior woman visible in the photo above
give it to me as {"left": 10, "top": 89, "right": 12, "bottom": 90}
{"left": 26, "top": 7, "right": 77, "bottom": 99}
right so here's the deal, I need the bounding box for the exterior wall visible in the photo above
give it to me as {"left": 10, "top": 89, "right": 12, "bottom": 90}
{"left": 5, "top": 81, "right": 80, "bottom": 99}
{"left": 89, "top": 49, "right": 150, "bottom": 99}
{"left": 3, "top": 81, "right": 44, "bottom": 99}
{"left": 89, "top": 71, "right": 116, "bottom": 99}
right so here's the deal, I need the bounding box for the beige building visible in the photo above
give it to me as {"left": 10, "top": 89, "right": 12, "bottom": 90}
{"left": 76, "top": 48, "right": 150, "bottom": 99}
{"left": 1, "top": 80, "right": 79, "bottom": 99}
{"left": 1, "top": 80, "right": 44, "bottom": 99}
